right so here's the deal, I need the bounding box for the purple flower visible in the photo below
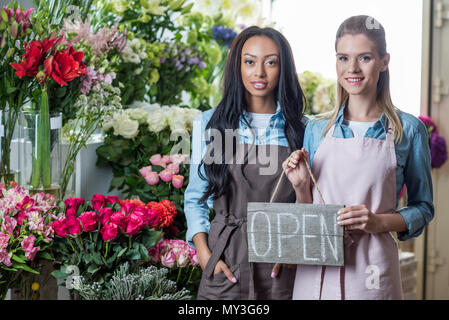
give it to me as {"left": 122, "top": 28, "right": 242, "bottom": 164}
{"left": 211, "top": 25, "right": 238, "bottom": 48}
{"left": 430, "top": 133, "right": 448, "bottom": 168}
{"left": 160, "top": 56, "right": 166, "bottom": 63}
{"left": 198, "top": 61, "right": 207, "bottom": 69}
{"left": 187, "top": 57, "right": 200, "bottom": 65}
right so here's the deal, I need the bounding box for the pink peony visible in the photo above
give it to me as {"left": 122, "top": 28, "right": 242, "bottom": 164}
{"left": 161, "top": 250, "right": 177, "bottom": 268}
{"left": 150, "top": 154, "right": 162, "bottom": 165}
{"left": 100, "top": 222, "right": 118, "bottom": 241}
{"left": 125, "top": 213, "right": 145, "bottom": 235}
{"left": 172, "top": 175, "right": 184, "bottom": 189}
{"left": 176, "top": 250, "right": 190, "bottom": 267}
{"left": 144, "top": 171, "right": 159, "bottom": 186}
{"left": 91, "top": 194, "right": 107, "bottom": 211}
{"left": 159, "top": 169, "right": 174, "bottom": 182}
{"left": 65, "top": 207, "right": 77, "bottom": 219}
{"left": 0, "top": 232, "right": 10, "bottom": 250}
{"left": 166, "top": 163, "right": 179, "bottom": 174}
{"left": 0, "top": 251, "right": 12, "bottom": 267}
{"left": 169, "top": 154, "right": 187, "bottom": 166}
{"left": 79, "top": 211, "right": 98, "bottom": 232}
{"left": 190, "top": 250, "right": 199, "bottom": 266}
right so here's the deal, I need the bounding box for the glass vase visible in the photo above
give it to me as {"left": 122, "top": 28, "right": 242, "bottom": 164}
{"left": 19, "top": 101, "right": 62, "bottom": 200}
{"left": 0, "top": 107, "right": 21, "bottom": 184}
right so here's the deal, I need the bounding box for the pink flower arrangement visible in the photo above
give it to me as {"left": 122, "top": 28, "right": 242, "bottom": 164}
{"left": 140, "top": 153, "right": 187, "bottom": 189}
{"left": 0, "top": 182, "right": 57, "bottom": 269}
{"left": 148, "top": 239, "right": 198, "bottom": 268}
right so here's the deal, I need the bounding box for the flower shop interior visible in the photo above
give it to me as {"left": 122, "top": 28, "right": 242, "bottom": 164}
{"left": 0, "top": 0, "right": 448, "bottom": 301}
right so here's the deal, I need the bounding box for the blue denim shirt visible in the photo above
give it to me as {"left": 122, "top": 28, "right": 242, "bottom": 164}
{"left": 184, "top": 102, "right": 291, "bottom": 248}
{"left": 304, "top": 106, "right": 434, "bottom": 241}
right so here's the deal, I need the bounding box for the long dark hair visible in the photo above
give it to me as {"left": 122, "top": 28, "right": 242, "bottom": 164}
{"left": 198, "top": 26, "right": 305, "bottom": 203}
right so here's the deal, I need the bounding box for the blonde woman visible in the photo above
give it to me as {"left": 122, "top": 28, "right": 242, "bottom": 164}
{"left": 282, "top": 15, "right": 434, "bottom": 299}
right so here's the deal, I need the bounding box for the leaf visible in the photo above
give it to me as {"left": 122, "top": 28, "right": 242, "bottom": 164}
{"left": 139, "top": 243, "right": 149, "bottom": 262}
{"left": 92, "top": 252, "right": 103, "bottom": 265}
{"left": 117, "top": 247, "right": 127, "bottom": 258}
{"left": 83, "top": 254, "right": 93, "bottom": 264}
{"left": 51, "top": 269, "right": 68, "bottom": 280}
{"left": 11, "top": 254, "right": 26, "bottom": 263}
{"left": 87, "top": 264, "right": 100, "bottom": 274}
{"left": 142, "top": 229, "right": 162, "bottom": 249}
{"left": 12, "top": 262, "right": 40, "bottom": 274}
{"left": 111, "top": 176, "right": 125, "bottom": 188}
{"left": 39, "top": 251, "right": 55, "bottom": 261}
{"left": 6, "top": 86, "right": 17, "bottom": 94}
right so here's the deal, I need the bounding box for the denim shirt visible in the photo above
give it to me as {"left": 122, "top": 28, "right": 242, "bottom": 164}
{"left": 184, "top": 102, "right": 291, "bottom": 248}
{"left": 304, "top": 106, "right": 434, "bottom": 241}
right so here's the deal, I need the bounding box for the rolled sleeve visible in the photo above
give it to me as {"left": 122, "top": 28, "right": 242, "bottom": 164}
{"left": 397, "top": 121, "right": 434, "bottom": 241}
{"left": 184, "top": 111, "right": 214, "bottom": 249}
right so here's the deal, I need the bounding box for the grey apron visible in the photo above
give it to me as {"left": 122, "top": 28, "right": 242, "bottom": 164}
{"left": 197, "top": 144, "right": 297, "bottom": 300}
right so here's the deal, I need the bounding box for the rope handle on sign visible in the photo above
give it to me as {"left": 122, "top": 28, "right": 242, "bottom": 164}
{"left": 269, "top": 150, "right": 326, "bottom": 205}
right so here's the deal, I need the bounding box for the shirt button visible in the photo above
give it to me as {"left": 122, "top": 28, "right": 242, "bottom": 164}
{"left": 269, "top": 124, "right": 273, "bottom": 128}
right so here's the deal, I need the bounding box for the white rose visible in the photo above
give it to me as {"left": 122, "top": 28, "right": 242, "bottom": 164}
{"left": 147, "top": 109, "right": 168, "bottom": 133}
{"left": 125, "top": 108, "right": 149, "bottom": 124}
{"left": 112, "top": 112, "right": 139, "bottom": 139}
{"left": 166, "top": 107, "right": 187, "bottom": 132}
{"left": 185, "top": 109, "right": 202, "bottom": 130}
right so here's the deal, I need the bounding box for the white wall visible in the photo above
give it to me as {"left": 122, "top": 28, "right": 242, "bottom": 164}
{"left": 270, "top": 0, "right": 423, "bottom": 116}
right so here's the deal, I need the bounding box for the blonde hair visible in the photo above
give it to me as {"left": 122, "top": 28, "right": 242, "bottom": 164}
{"left": 318, "top": 15, "right": 403, "bottom": 143}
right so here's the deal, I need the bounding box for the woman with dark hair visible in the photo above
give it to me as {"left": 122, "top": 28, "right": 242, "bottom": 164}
{"left": 283, "top": 15, "right": 434, "bottom": 299}
{"left": 184, "top": 26, "right": 309, "bottom": 300}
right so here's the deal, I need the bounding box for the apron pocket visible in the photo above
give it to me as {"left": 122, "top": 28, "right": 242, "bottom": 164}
{"left": 199, "top": 264, "right": 241, "bottom": 300}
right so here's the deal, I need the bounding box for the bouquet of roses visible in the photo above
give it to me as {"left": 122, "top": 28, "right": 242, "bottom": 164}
{"left": 148, "top": 239, "right": 201, "bottom": 295}
{"left": 50, "top": 195, "right": 180, "bottom": 287}
{"left": 0, "top": 181, "right": 58, "bottom": 300}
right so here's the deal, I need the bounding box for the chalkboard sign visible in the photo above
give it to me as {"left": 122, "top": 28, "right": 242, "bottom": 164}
{"left": 247, "top": 202, "right": 344, "bottom": 266}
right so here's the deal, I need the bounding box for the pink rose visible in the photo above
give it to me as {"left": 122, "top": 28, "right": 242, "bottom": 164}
{"left": 52, "top": 219, "right": 68, "bottom": 238}
{"left": 66, "top": 217, "right": 81, "bottom": 235}
{"left": 144, "top": 172, "right": 159, "bottom": 185}
{"left": 161, "top": 250, "right": 176, "bottom": 268}
{"left": 190, "top": 250, "right": 199, "bottom": 266}
{"left": 64, "top": 197, "right": 85, "bottom": 211}
{"left": 125, "top": 213, "right": 144, "bottom": 235}
{"left": 106, "top": 195, "right": 120, "bottom": 205}
{"left": 99, "top": 207, "right": 113, "bottom": 225}
{"left": 110, "top": 211, "right": 127, "bottom": 231}
{"left": 170, "top": 154, "right": 187, "bottom": 166}
{"left": 172, "top": 175, "right": 184, "bottom": 189}
{"left": 79, "top": 211, "right": 98, "bottom": 232}
{"left": 166, "top": 163, "right": 179, "bottom": 174}
{"left": 1, "top": 216, "right": 17, "bottom": 236}
{"left": 139, "top": 165, "right": 152, "bottom": 178}
{"left": 153, "top": 161, "right": 166, "bottom": 168}
{"left": 148, "top": 245, "right": 160, "bottom": 263}
{"left": 176, "top": 250, "right": 190, "bottom": 267}
{"left": 0, "top": 232, "right": 10, "bottom": 250}
{"left": 159, "top": 169, "right": 174, "bottom": 182}
{"left": 0, "top": 251, "right": 12, "bottom": 267}
{"left": 161, "top": 155, "right": 171, "bottom": 164}
{"left": 91, "top": 194, "right": 106, "bottom": 211}
{"left": 150, "top": 154, "right": 162, "bottom": 165}
{"left": 100, "top": 222, "right": 118, "bottom": 242}
{"left": 120, "top": 202, "right": 135, "bottom": 215}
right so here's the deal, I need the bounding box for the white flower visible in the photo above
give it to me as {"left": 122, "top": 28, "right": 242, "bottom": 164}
{"left": 166, "top": 107, "right": 188, "bottom": 132}
{"left": 125, "top": 108, "right": 149, "bottom": 124}
{"left": 112, "top": 112, "right": 139, "bottom": 139}
{"left": 185, "top": 108, "right": 202, "bottom": 130}
{"left": 147, "top": 109, "right": 168, "bottom": 133}
{"left": 128, "top": 101, "right": 161, "bottom": 113}
{"left": 144, "top": 0, "right": 168, "bottom": 15}
{"left": 312, "top": 81, "right": 337, "bottom": 114}
{"left": 192, "top": 0, "right": 223, "bottom": 15}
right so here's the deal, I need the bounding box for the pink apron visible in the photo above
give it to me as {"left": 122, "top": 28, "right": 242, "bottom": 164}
{"left": 292, "top": 123, "right": 403, "bottom": 300}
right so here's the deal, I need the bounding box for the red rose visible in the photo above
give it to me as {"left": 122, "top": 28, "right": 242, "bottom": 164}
{"left": 120, "top": 202, "right": 135, "bottom": 215}
{"left": 106, "top": 195, "right": 120, "bottom": 205}
{"left": 99, "top": 207, "right": 113, "bottom": 225}
{"left": 91, "top": 194, "right": 107, "bottom": 212}
{"left": 147, "top": 201, "right": 174, "bottom": 229}
{"left": 125, "top": 213, "right": 144, "bottom": 236}
{"left": 10, "top": 38, "right": 59, "bottom": 78}
{"left": 52, "top": 219, "right": 68, "bottom": 238}
{"left": 110, "top": 211, "right": 127, "bottom": 231}
{"left": 79, "top": 211, "right": 98, "bottom": 232}
{"left": 64, "top": 197, "right": 85, "bottom": 211}
{"left": 100, "top": 222, "right": 118, "bottom": 242}
{"left": 65, "top": 208, "right": 77, "bottom": 219}
{"left": 44, "top": 45, "right": 87, "bottom": 87}
{"left": 66, "top": 217, "right": 81, "bottom": 235}
{"left": 146, "top": 209, "right": 159, "bottom": 227}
